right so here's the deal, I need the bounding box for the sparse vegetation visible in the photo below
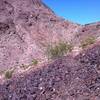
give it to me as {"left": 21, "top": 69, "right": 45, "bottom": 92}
{"left": 20, "top": 59, "right": 38, "bottom": 70}
{"left": 46, "top": 42, "right": 73, "bottom": 59}
{"left": 80, "top": 36, "right": 96, "bottom": 48}
{"left": 32, "top": 59, "right": 38, "bottom": 65}
{"left": 5, "top": 69, "right": 14, "bottom": 79}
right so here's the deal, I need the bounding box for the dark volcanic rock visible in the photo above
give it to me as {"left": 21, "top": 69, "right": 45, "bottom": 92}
{"left": 0, "top": 43, "right": 100, "bottom": 100}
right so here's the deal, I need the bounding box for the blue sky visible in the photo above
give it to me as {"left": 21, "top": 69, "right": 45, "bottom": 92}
{"left": 43, "top": 0, "right": 100, "bottom": 24}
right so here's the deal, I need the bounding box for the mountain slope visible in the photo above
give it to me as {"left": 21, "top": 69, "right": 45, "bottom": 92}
{"left": 0, "top": 0, "right": 81, "bottom": 71}
{"left": 0, "top": 0, "right": 100, "bottom": 71}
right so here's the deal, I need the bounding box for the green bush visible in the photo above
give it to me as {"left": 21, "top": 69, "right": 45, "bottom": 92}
{"left": 46, "top": 42, "right": 73, "bottom": 59}
{"left": 5, "top": 69, "right": 14, "bottom": 79}
{"left": 32, "top": 59, "right": 38, "bottom": 65}
{"left": 80, "top": 36, "right": 96, "bottom": 48}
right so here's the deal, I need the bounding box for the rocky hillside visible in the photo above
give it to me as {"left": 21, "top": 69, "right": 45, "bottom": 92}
{"left": 75, "top": 22, "right": 100, "bottom": 45}
{"left": 0, "top": 0, "right": 81, "bottom": 71}
{"left": 0, "top": 0, "right": 100, "bottom": 71}
{"left": 0, "top": 42, "right": 100, "bottom": 100}
{"left": 0, "top": 0, "right": 100, "bottom": 100}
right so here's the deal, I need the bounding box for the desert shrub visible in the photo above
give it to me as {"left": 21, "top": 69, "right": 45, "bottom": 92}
{"left": 32, "top": 59, "right": 38, "bottom": 65}
{"left": 5, "top": 69, "right": 14, "bottom": 79}
{"left": 80, "top": 36, "right": 96, "bottom": 48}
{"left": 46, "top": 42, "right": 73, "bottom": 59}
{"left": 20, "top": 60, "right": 38, "bottom": 70}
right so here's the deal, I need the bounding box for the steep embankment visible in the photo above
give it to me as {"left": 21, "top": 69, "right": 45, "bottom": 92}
{"left": 0, "top": 42, "right": 100, "bottom": 100}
